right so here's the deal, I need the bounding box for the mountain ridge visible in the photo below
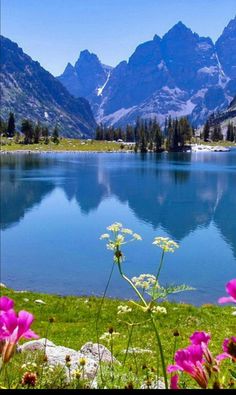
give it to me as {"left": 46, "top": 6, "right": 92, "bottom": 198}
{"left": 0, "top": 35, "right": 97, "bottom": 138}
{"left": 58, "top": 18, "right": 236, "bottom": 128}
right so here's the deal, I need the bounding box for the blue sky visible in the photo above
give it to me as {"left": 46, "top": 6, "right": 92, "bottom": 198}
{"left": 1, "top": 0, "right": 236, "bottom": 76}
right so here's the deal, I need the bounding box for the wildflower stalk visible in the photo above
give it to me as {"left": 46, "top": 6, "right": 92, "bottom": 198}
{"left": 116, "top": 252, "right": 168, "bottom": 389}
{"left": 149, "top": 314, "right": 168, "bottom": 389}
{"left": 155, "top": 249, "right": 165, "bottom": 281}
{"left": 95, "top": 262, "right": 115, "bottom": 387}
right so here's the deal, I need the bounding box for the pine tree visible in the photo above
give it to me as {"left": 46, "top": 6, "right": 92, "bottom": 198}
{"left": 21, "top": 119, "right": 34, "bottom": 144}
{"left": 51, "top": 126, "right": 59, "bottom": 144}
{"left": 226, "top": 122, "right": 234, "bottom": 142}
{"left": 42, "top": 126, "right": 49, "bottom": 144}
{"left": 0, "top": 117, "right": 7, "bottom": 136}
{"left": 6, "top": 112, "right": 15, "bottom": 138}
{"left": 203, "top": 120, "right": 210, "bottom": 142}
{"left": 34, "top": 123, "right": 41, "bottom": 144}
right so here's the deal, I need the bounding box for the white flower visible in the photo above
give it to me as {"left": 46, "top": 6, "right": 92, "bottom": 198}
{"left": 132, "top": 274, "right": 157, "bottom": 290}
{"left": 100, "top": 233, "right": 110, "bottom": 239}
{"left": 133, "top": 233, "right": 142, "bottom": 241}
{"left": 151, "top": 306, "right": 167, "bottom": 315}
{"left": 34, "top": 299, "right": 46, "bottom": 305}
{"left": 117, "top": 305, "right": 132, "bottom": 315}
{"left": 153, "top": 237, "right": 179, "bottom": 253}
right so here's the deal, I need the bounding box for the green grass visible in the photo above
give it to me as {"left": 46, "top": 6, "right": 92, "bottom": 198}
{"left": 0, "top": 138, "right": 129, "bottom": 152}
{"left": 0, "top": 286, "right": 235, "bottom": 389}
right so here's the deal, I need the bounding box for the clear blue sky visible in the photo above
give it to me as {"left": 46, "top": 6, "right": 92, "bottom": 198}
{"left": 1, "top": 0, "right": 236, "bottom": 76}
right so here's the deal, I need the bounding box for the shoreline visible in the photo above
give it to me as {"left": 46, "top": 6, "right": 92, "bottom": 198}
{"left": 1, "top": 146, "right": 235, "bottom": 155}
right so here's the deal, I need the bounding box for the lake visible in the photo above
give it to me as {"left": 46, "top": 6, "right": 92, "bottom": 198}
{"left": 1, "top": 150, "right": 236, "bottom": 305}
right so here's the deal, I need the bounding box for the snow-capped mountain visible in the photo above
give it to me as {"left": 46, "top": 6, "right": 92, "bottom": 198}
{"left": 58, "top": 17, "right": 236, "bottom": 127}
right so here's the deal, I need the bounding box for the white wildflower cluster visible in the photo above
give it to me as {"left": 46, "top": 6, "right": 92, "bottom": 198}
{"left": 21, "top": 362, "right": 37, "bottom": 371}
{"left": 100, "top": 223, "right": 142, "bottom": 263}
{"left": 100, "top": 331, "right": 120, "bottom": 344}
{"left": 131, "top": 274, "right": 158, "bottom": 290}
{"left": 151, "top": 305, "right": 167, "bottom": 315}
{"left": 117, "top": 305, "right": 132, "bottom": 315}
{"left": 152, "top": 237, "right": 179, "bottom": 253}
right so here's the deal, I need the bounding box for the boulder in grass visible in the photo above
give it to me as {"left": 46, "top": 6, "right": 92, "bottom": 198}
{"left": 19, "top": 338, "right": 98, "bottom": 381}
{"left": 79, "top": 342, "right": 120, "bottom": 364}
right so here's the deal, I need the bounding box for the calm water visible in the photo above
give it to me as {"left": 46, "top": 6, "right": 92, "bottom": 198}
{"left": 1, "top": 151, "right": 236, "bottom": 305}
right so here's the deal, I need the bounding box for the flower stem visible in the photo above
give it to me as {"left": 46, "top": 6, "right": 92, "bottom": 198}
{"left": 150, "top": 316, "right": 168, "bottom": 389}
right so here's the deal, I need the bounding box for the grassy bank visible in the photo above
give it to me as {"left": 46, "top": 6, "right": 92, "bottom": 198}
{"left": 0, "top": 138, "right": 127, "bottom": 152}
{"left": 1, "top": 137, "right": 235, "bottom": 153}
{"left": 1, "top": 286, "right": 235, "bottom": 389}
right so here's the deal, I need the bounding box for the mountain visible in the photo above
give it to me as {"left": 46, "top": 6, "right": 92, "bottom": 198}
{"left": 58, "top": 18, "right": 236, "bottom": 127}
{"left": 0, "top": 36, "right": 97, "bottom": 138}
{"left": 210, "top": 95, "right": 236, "bottom": 131}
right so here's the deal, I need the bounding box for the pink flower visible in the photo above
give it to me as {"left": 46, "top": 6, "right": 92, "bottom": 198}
{"left": 170, "top": 374, "right": 179, "bottom": 389}
{"left": 216, "top": 337, "right": 236, "bottom": 363}
{"left": 0, "top": 309, "right": 39, "bottom": 363}
{"left": 218, "top": 279, "right": 236, "bottom": 304}
{"left": 0, "top": 309, "right": 38, "bottom": 343}
{"left": 0, "top": 296, "right": 14, "bottom": 312}
{"left": 167, "top": 344, "right": 209, "bottom": 388}
{"left": 190, "top": 331, "right": 211, "bottom": 347}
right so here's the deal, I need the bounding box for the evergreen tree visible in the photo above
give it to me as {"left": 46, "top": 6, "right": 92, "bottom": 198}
{"left": 42, "top": 126, "right": 49, "bottom": 144}
{"left": 52, "top": 125, "right": 59, "bottom": 143}
{"left": 0, "top": 117, "right": 7, "bottom": 136}
{"left": 203, "top": 120, "right": 210, "bottom": 142}
{"left": 34, "top": 123, "right": 41, "bottom": 144}
{"left": 6, "top": 112, "right": 15, "bottom": 138}
{"left": 211, "top": 124, "right": 223, "bottom": 141}
{"left": 21, "top": 119, "right": 34, "bottom": 144}
{"left": 226, "top": 122, "right": 234, "bottom": 142}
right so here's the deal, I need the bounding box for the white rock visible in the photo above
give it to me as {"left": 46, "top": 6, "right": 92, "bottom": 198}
{"left": 0, "top": 283, "right": 6, "bottom": 288}
{"left": 19, "top": 339, "right": 98, "bottom": 381}
{"left": 79, "top": 342, "right": 120, "bottom": 364}
{"left": 34, "top": 299, "right": 46, "bottom": 305}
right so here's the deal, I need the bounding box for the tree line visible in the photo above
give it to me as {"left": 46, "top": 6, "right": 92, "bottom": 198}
{"left": 202, "top": 114, "right": 236, "bottom": 143}
{"left": 0, "top": 112, "right": 60, "bottom": 144}
{"left": 96, "top": 116, "right": 194, "bottom": 152}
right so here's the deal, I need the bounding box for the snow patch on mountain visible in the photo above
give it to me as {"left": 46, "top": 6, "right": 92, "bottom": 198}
{"left": 97, "top": 71, "right": 111, "bottom": 96}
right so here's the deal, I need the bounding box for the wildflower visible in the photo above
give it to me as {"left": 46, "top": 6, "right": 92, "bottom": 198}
{"left": 190, "top": 331, "right": 211, "bottom": 347}
{"left": 107, "top": 222, "right": 123, "bottom": 232}
{"left": 100, "top": 223, "right": 142, "bottom": 263}
{"left": 65, "top": 355, "right": 71, "bottom": 363}
{"left": 133, "top": 233, "right": 142, "bottom": 241}
{"left": 218, "top": 279, "right": 236, "bottom": 304}
{"left": 0, "top": 309, "right": 39, "bottom": 363}
{"left": 131, "top": 274, "right": 157, "bottom": 290}
{"left": 151, "top": 305, "right": 167, "bottom": 315}
{"left": 170, "top": 374, "right": 179, "bottom": 389}
{"left": 167, "top": 344, "right": 209, "bottom": 389}
{"left": 153, "top": 237, "right": 179, "bottom": 253}
{"left": 99, "top": 233, "right": 110, "bottom": 239}
{"left": 100, "top": 330, "right": 120, "bottom": 344}
{"left": 216, "top": 337, "right": 236, "bottom": 362}
{"left": 21, "top": 371, "right": 37, "bottom": 387}
{"left": 79, "top": 357, "right": 86, "bottom": 366}
{"left": 173, "top": 330, "right": 180, "bottom": 337}
{"left": 121, "top": 228, "right": 133, "bottom": 235}
{"left": 117, "top": 305, "right": 132, "bottom": 315}
{"left": 0, "top": 296, "right": 14, "bottom": 312}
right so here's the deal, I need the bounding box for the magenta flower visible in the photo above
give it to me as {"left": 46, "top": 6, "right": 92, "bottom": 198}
{"left": 170, "top": 374, "right": 179, "bottom": 389}
{"left": 218, "top": 279, "right": 236, "bottom": 304}
{"left": 167, "top": 344, "right": 209, "bottom": 388}
{"left": 0, "top": 296, "right": 14, "bottom": 312}
{"left": 190, "top": 331, "right": 211, "bottom": 346}
{"left": 0, "top": 309, "right": 39, "bottom": 363}
{"left": 0, "top": 309, "right": 38, "bottom": 343}
{"left": 216, "top": 337, "right": 236, "bottom": 363}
